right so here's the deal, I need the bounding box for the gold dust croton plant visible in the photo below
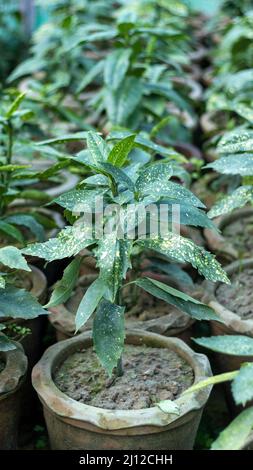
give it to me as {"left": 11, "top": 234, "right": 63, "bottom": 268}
{"left": 22, "top": 131, "right": 229, "bottom": 376}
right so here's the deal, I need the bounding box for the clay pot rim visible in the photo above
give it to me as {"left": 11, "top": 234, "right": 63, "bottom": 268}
{"left": 204, "top": 207, "right": 253, "bottom": 261}
{"left": 202, "top": 258, "right": 253, "bottom": 334}
{"left": 32, "top": 329, "right": 212, "bottom": 431}
{"left": 0, "top": 343, "right": 28, "bottom": 397}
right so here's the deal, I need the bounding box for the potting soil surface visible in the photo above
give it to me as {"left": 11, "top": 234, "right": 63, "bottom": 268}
{"left": 54, "top": 344, "right": 194, "bottom": 410}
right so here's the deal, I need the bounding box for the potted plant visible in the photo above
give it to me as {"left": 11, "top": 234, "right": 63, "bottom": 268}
{"left": 203, "top": 129, "right": 253, "bottom": 263}
{"left": 23, "top": 132, "right": 229, "bottom": 449}
{"left": 0, "top": 246, "right": 46, "bottom": 449}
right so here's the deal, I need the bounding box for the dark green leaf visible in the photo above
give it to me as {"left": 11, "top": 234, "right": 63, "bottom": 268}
{"left": 23, "top": 225, "right": 94, "bottom": 262}
{"left": 0, "top": 246, "right": 30, "bottom": 271}
{"left": 75, "top": 277, "right": 107, "bottom": 331}
{"left": 93, "top": 299, "right": 125, "bottom": 376}
{"left": 194, "top": 335, "right": 253, "bottom": 356}
{"left": 232, "top": 364, "right": 253, "bottom": 406}
{"left": 46, "top": 257, "right": 83, "bottom": 308}
{"left": 104, "top": 48, "right": 131, "bottom": 91}
{"left": 0, "top": 286, "right": 47, "bottom": 319}
{"left": 108, "top": 135, "right": 136, "bottom": 167}
{"left": 211, "top": 407, "right": 253, "bottom": 450}
{"left": 134, "top": 277, "right": 221, "bottom": 322}
{"left": 137, "top": 234, "right": 229, "bottom": 283}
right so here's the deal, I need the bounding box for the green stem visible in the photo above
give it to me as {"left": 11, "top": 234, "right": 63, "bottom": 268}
{"left": 115, "top": 288, "right": 124, "bottom": 377}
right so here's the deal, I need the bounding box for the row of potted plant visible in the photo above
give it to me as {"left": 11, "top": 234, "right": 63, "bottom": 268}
{"left": 190, "top": 4, "right": 253, "bottom": 449}
{"left": 0, "top": 0, "right": 253, "bottom": 451}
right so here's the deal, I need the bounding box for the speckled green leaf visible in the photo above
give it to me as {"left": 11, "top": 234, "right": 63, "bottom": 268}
{"left": 4, "top": 214, "right": 45, "bottom": 242}
{"left": 194, "top": 335, "right": 253, "bottom": 356}
{"left": 104, "top": 48, "right": 131, "bottom": 91}
{"left": 232, "top": 364, "right": 253, "bottom": 406}
{"left": 87, "top": 131, "right": 109, "bottom": 164}
{"left": 98, "top": 162, "right": 135, "bottom": 192}
{"left": 105, "top": 77, "right": 143, "bottom": 126}
{"left": 134, "top": 277, "right": 222, "bottom": 322}
{"left": 231, "top": 103, "right": 253, "bottom": 124}
{"left": 5, "top": 93, "right": 25, "bottom": 118}
{"left": 207, "top": 154, "right": 253, "bottom": 176}
{"left": 46, "top": 257, "right": 83, "bottom": 308}
{"left": 0, "top": 333, "right": 17, "bottom": 351}
{"left": 53, "top": 189, "right": 105, "bottom": 212}
{"left": 93, "top": 299, "right": 125, "bottom": 376}
{"left": 0, "top": 221, "right": 24, "bottom": 244}
{"left": 0, "top": 286, "right": 47, "bottom": 319}
{"left": 136, "top": 170, "right": 204, "bottom": 207}
{"left": 0, "top": 246, "right": 30, "bottom": 271}
{"left": 36, "top": 132, "right": 88, "bottom": 146}
{"left": 208, "top": 186, "right": 253, "bottom": 218}
{"left": 77, "top": 60, "right": 104, "bottom": 93}
{"left": 137, "top": 234, "right": 229, "bottom": 283}
{"left": 75, "top": 278, "right": 107, "bottom": 331}
{"left": 218, "top": 130, "right": 253, "bottom": 154}
{"left": 108, "top": 135, "right": 136, "bottom": 167}
{"left": 211, "top": 407, "right": 253, "bottom": 450}
{"left": 136, "top": 163, "right": 173, "bottom": 194}
{"left": 96, "top": 234, "right": 131, "bottom": 301}
{"left": 160, "top": 201, "right": 216, "bottom": 230}
{"left": 23, "top": 225, "right": 94, "bottom": 262}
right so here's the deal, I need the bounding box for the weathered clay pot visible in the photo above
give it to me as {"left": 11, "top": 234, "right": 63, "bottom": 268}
{"left": 202, "top": 258, "right": 253, "bottom": 374}
{"left": 49, "top": 272, "right": 197, "bottom": 344}
{"left": 1, "top": 266, "right": 47, "bottom": 444}
{"left": 1, "top": 264, "right": 47, "bottom": 364}
{"left": 204, "top": 207, "right": 253, "bottom": 264}
{"left": 0, "top": 344, "right": 28, "bottom": 449}
{"left": 32, "top": 330, "right": 212, "bottom": 450}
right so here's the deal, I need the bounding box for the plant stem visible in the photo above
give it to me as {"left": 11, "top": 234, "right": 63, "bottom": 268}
{"left": 115, "top": 288, "right": 124, "bottom": 377}
{"left": 116, "top": 355, "right": 124, "bottom": 377}
{"left": 6, "top": 120, "right": 13, "bottom": 166}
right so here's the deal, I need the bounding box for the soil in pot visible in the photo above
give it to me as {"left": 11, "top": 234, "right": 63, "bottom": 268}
{"left": 215, "top": 268, "right": 253, "bottom": 320}
{"left": 54, "top": 344, "right": 194, "bottom": 410}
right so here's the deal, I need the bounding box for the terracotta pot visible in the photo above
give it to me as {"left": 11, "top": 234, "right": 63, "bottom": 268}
{"left": 202, "top": 259, "right": 253, "bottom": 415}
{"left": 32, "top": 330, "right": 212, "bottom": 450}
{"left": 0, "top": 266, "right": 47, "bottom": 444}
{"left": 49, "top": 270, "right": 198, "bottom": 344}
{"left": 0, "top": 344, "right": 28, "bottom": 449}
{"left": 204, "top": 207, "right": 253, "bottom": 264}
{"left": 1, "top": 265, "right": 47, "bottom": 364}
